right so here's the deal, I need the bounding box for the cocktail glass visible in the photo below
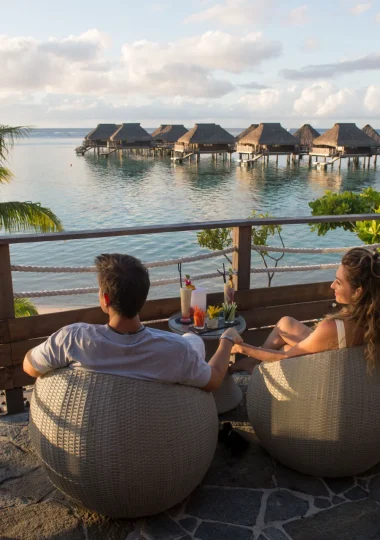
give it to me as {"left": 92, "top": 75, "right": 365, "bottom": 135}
{"left": 223, "top": 303, "right": 236, "bottom": 324}
{"left": 193, "top": 308, "right": 206, "bottom": 330}
{"left": 224, "top": 283, "right": 235, "bottom": 305}
{"left": 180, "top": 287, "right": 192, "bottom": 322}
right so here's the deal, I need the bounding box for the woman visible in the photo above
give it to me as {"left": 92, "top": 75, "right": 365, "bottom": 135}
{"left": 230, "top": 247, "right": 380, "bottom": 374}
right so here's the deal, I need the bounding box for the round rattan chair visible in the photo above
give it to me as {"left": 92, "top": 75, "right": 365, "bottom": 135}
{"left": 247, "top": 346, "right": 380, "bottom": 477}
{"left": 29, "top": 368, "right": 218, "bottom": 518}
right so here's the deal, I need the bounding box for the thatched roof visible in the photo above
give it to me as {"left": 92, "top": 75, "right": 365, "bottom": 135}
{"left": 362, "top": 124, "right": 380, "bottom": 146}
{"left": 313, "top": 123, "right": 375, "bottom": 147}
{"left": 238, "top": 123, "right": 298, "bottom": 146}
{"left": 110, "top": 123, "right": 153, "bottom": 142}
{"left": 235, "top": 124, "right": 259, "bottom": 142}
{"left": 152, "top": 125, "right": 188, "bottom": 143}
{"left": 177, "top": 123, "right": 235, "bottom": 144}
{"left": 293, "top": 124, "right": 320, "bottom": 146}
{"left": 85, "top": 124, "right": 121, "bottom": 141}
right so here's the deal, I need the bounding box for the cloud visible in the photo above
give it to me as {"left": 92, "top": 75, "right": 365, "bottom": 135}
{"left": 281, "top": 53, "right": 380, "bottom": 79}
{"left": 288, "top": 5, "right": 310, "bottom": 25}
{"left": 121, "top": 31, "right": 282, "bottom": 75}
{"left": 0, "top": 30, "right": 281, "bottom": 99}
{"left": 184, "top": 0, "right": 272, "bottom": 25}
{"left": 349, "top": 3, "right": 371, "bottom": 15}
{"left": 240, "top": 88, "right": 283, "bottom": 111}
{"left": 239, "top": 81, "right": 270, "bottom": 89}
{"left": 293, "top": 82, "right": 356, "bottom": 116}
{"left": 303, "top": 37, "right": 318, "bottom": 50}
{"left": 376, "top": 12, "right": 380, "bottom": 21}
{"left": 364, "top": 85, "right": 380, "bottom": 111}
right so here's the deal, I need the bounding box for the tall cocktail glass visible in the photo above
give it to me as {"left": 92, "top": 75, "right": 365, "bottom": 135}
{"left": 180, "top": 287, "right": 192, "bottom": 322}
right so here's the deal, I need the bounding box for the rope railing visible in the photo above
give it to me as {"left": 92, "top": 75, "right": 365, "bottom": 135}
{"left": 10, "top": 247, "right": 236, "bottom": 273}
{"left": 10, "top": 243, "right": 380, "bottom": 273}
{"left": 11, "top": 243, "right": 380, "bottom": 299}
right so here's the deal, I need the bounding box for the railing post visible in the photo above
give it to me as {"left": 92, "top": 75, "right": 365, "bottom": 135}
{"left": 0, "top": 244, "right": 24, "bottom": 414}
{"left": 232, "top": 226, "right": 252, "bottom": 291}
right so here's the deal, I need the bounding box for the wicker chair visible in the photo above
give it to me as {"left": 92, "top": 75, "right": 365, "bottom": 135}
{"left": 247, "top": 346, "right": 380, "bottom": 477}
{"left": 29, "top": 368, "right": 218, "bottom": 518}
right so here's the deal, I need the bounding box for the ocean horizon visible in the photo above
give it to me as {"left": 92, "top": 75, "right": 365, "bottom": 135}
{"left": 2, "top": 127, "right": 380, "bottom": 309}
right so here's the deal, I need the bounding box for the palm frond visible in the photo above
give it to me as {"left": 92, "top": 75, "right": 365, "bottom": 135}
{"left": 14, "top": 297, "right": 39, "bottom": 317}
{"left": 0, "top": 166, "right": 13, "bottom": 184}
{"left": 0, "top": 125, "right": 32, "bottom": 162}
{"left": 0, "top": 201, "right": 63, "bottom": 233}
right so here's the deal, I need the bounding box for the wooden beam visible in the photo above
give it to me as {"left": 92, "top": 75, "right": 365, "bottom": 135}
{"left": 242, "top": 299, "right": 336, "bottom": 328}
{"left": 2, "top": 214, "right": 380, "bottom": 244}
{"left": 0, "top": 245, "right": 14, "bottom": 318}
{"left": 232, "top": 225, "right": 252, "bottom": 290}
{"left": 0, "top": 245, "right": 24, "bottom": 412}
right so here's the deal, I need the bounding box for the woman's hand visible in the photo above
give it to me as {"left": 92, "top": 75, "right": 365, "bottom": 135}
{"left": 231, "top": 343, "right": 243, "bottom": 355}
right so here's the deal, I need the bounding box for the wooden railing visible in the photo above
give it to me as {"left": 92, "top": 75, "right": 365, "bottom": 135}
{"left": 1, "top": 214, "right": 380, "bottom": 414}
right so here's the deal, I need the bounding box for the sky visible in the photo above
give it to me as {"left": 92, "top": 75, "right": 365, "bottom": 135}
{"left": 1, "top": 0, "right": 380, "bottom": 128}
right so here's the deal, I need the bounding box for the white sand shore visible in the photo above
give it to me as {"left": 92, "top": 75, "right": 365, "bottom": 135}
{"left": 36, "top": 304, "right": 93, "bottom": 315}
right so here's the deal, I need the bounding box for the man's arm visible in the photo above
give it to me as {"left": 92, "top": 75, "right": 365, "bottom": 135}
{"left": 23, "top": 350, "right": 44, "bottom": 378}
{"left": 201, "top": 328, "right": 242, "bottom": 392}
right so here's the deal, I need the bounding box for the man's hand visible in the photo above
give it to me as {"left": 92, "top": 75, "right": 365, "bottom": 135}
{"left": 221, "top": 327, "right": 243, "bottom": 344}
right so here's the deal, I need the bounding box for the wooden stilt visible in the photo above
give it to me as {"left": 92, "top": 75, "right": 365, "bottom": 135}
{"left": 308, "top": 155, "right": 312, "bottom": 166}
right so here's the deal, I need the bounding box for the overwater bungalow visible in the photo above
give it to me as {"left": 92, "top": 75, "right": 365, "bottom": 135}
{"left": 311, "top": 123, "right": 375, "bottom": 158}
{"left": 294, "top": 124, "right": 320, "bottom": 153}
{"left": 152, "top": 125, "right": 188, "bottom": 147}
{"left": 235, "top": 124, "right": 258, "bottom": 143}
{"left": 236, "top": 123, "right": 298, "bottom": 164}
{"left": 109, "top": 123, "right": 154, "bottom": 150}
{"left": 173, "top": 123, "right": 235, "bottom": 162}
{"left": 362, "top": 124, "right": 380, "bottom": 152}
{"left": 76, "top": 124, "right": 121, "bottom": 154}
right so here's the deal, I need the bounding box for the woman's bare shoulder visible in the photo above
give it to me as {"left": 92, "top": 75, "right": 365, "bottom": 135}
{"left": 315, "top": 319, "right": 338, "bottom": 335}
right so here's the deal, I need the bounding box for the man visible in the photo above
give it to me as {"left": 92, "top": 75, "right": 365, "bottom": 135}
{"left": 23, "top": 253, "right": 242, "bottom": 392}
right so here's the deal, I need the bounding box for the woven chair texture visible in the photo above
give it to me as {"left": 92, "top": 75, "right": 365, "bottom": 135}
{"left": 213, "top": 374, "right": 243, "bottom": 414}
{"left": 247, "top": 346, "right": 380, "bottom": 477}
{"left": 29, "top": 368, "right": 218, "bottom": 518}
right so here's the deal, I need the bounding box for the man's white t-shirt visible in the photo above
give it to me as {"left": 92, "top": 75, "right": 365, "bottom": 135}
{"left": 30, "top": 323, "right": 211, "bottom": 388}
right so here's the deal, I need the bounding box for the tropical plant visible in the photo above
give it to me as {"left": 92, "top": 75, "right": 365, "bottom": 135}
{"left": 309, "top": 188, "right": 380, "bottom": 244}
{"left": 197, "top": 211, "right": 285, "bottom": 287}
{"left": 14, "top": 298, "right": 39, "bottom": 317}
{"left": 1, "top": 125, "right": 63, "bottom": 315}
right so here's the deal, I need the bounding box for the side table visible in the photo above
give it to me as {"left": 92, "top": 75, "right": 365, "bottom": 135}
{"left": 168, "top": 312, "right": 246, "bottom": 414}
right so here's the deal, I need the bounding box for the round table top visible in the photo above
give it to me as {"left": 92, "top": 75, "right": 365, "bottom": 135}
{"left": 168, "top": 312, "right": 246, "bottom": 341}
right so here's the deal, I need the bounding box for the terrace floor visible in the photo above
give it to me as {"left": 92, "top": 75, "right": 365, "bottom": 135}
{"left": 1, "top": 374, "right": 380, "bottom": 540}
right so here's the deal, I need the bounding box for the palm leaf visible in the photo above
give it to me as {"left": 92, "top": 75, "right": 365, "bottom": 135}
{"left": 0, "top": 166, "right": 13, "bottom": 185}
{"left": 0, "top": 125, "right": 31, "bottom": 161}
{"left": 14, "top": 297, "right": 39, "bottom": 317}
{"left": 0, "top": 201, "right": 63, "bottom": 233}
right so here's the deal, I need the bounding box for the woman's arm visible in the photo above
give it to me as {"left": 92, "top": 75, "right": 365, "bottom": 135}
{"left": 232, "top": 320, "right": 338, "bottom": 362}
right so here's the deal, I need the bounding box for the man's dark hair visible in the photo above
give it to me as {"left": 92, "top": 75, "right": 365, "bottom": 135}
{"left": 95, "top": 254, "right": 150, "bottom": 318}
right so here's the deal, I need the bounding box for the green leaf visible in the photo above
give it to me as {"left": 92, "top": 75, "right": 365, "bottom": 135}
{"left": 309, "top": 190, "right": 376, "bottom": 236}
{"left": 14, "top": 298, "right": 38, "bottom": 317}
{"left": 0, "top": 201, "right": 63, "bottom": 233}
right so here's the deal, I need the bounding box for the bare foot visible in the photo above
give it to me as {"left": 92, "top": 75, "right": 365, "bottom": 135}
{"left": 228, "top": 356, "right": 259, "bottom": 375}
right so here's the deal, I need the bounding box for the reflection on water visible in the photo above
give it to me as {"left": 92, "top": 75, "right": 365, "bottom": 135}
{"left": 2, "top": 138, "right": 379, "bottom": 307}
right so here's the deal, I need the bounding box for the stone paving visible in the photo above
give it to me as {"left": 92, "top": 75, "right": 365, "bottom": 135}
{"left": 2, "top": 374, "right": 380, "bottom": 540}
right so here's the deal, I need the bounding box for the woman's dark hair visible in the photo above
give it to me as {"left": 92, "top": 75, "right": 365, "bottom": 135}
{"left": 95, "top": 254, "right": 150, "bottom": 318}
{"left": 328, "top": 247, "right": 380, "bottom": 373}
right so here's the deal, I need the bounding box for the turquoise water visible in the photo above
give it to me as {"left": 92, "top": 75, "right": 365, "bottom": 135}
{"left": 2, "top": 129, "right": 380, "bottom": 308}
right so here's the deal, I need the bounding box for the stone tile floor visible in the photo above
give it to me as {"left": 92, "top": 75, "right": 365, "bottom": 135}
{"left": 2, "top": 375, "right": 380, "bottom": 540}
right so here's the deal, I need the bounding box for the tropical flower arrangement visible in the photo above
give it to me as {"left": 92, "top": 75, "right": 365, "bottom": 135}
{"left": 222, "top": 301, "right": 237, "bottom": 323}
{"left": 207, "top": 305, "right": 222, "bottom": 329}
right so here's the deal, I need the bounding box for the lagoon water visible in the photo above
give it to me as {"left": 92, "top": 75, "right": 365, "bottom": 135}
{"left": 2, "top": 128, "right": 380, "bottom": 309}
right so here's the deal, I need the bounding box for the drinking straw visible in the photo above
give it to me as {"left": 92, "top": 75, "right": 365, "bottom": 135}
{"left": 217, "top": 263, "right": 227, "bottom": 283}
{"left": 178, "top": 263, "right": 183, "bottom": 288}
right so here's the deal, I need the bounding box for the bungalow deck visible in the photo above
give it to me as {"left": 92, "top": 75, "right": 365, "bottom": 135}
{"left": 2, "top": 215, "right": 380, "bottom": 539}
